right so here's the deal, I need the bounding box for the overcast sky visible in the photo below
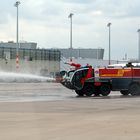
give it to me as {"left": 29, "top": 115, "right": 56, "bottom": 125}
{"left": 0, "top": 0, "right": 140, "bottom": 60}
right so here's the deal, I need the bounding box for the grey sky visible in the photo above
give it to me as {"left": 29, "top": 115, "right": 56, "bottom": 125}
{"left": 0, "top": 0, "right": 140, "bottom": 60}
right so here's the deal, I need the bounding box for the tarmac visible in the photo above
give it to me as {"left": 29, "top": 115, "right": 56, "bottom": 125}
{"left": 0, "top": 83, "right": 140, "bottom": 140}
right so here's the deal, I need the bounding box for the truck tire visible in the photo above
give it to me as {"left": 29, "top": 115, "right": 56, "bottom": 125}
{"left": 128, "top": 83, "right": 140, "bottom": 96}
{"left": 75, "top": 90, "right": 84, "bottom": 96}
{"left": 94, "top": 87, "right": 100, "bottom": 96}
{"left": 120, "top": 90, "right": 129, "bottom": 96}
{"left": 82, "top": 84, "right": 94, "bottom": 96}
{"left": 99, "top": 84, "right": 111, "bottom": 96}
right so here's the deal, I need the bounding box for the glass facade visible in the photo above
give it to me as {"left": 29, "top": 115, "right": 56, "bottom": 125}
{"left": 0, "top": 47, "right": 61, "bottom": 61}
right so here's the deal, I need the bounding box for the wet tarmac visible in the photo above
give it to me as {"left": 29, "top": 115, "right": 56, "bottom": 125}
{"left": 0, "top": 83, "right": 72, "bottom": 102}
{"left": 0, "top": 82, "right": 140, "bottom": 140}
{"left": 0, "top": 82, "right": 139, "bottom": 102}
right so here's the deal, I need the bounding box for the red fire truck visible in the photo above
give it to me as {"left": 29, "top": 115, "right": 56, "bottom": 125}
{"left": 60, "top": 62, "right": 140, "bottom": 96}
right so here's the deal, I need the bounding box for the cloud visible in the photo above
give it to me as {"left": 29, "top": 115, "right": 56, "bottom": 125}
{"left": 92, "top": 0, "right": 140, "bottom": 18}
{"left": 15, "top": 0, "right": 140, "bottom": 28}
{"left": 60, "top": 0, "right": 95, "bottom": 4}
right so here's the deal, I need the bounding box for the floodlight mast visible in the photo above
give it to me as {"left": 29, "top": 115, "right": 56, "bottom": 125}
{"left": 138, "top": 29, "right": 140, "bottom": 62}
{"left": 107, "top": 22, "right": 112, "bottom": 65}
{"left": 14, "top": 1, "right": 20, "bottom": 69}
{"left": 68, "top": 13, "right": 74, "bottom": 62}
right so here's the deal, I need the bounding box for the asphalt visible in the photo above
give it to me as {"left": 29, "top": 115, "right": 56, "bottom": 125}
{"left": 0, "top": 83, "right": 140, "bottom": 140}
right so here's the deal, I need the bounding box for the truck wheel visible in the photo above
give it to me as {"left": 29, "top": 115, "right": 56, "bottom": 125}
{"left": 94, "top": 87, "right": 100, "bottom": 96}
{"left": 75, "top": 90, "right": 84, "bottom": 96}
{"left": 120, "top": 90, "right": 129, "bottom": 96}
{"left": 128, "top": 83, "right": 140, "bottom": 96}
{"left": 99, "top": 84, "right": 111, "bottom": 96}
{"left": 82, "top": 84, "right": 94, "bottom": 96}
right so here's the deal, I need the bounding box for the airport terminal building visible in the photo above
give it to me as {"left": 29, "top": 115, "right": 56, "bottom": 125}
{"left": 59, "top": 48, "right": 104, "bottom": 59}
{"left": 0, "top": 42, "right": 106, "bottom": 75}
{"left": 0, "top": 42, "right": 61, "bottom": 76}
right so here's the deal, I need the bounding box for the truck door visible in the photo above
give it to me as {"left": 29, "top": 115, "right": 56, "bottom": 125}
{"left": 71, "top": 68, "right": 89, "bottom": 90}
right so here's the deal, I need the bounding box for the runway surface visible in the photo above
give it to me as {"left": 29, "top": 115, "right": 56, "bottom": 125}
{"left": 0, "top": 83, "right": 140, "bottom": 140}
{"left": 0, "top": 83, "right": 71, "bottom": 102}
{"left": 0, "top": 82, "right": 138, "bottom": 102}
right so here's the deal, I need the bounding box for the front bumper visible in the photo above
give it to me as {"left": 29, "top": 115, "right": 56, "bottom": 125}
{"left": 61, "top": 79, "right": 75, "bottom": 90}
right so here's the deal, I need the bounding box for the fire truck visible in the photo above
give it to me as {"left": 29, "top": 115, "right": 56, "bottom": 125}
{"left": 60, "top": 62, "right": 140, "bottom": 96}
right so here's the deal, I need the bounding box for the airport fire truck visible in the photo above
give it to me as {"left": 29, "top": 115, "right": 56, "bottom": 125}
{"left": 60, "top": 62, "right": 140, "bottom": 96}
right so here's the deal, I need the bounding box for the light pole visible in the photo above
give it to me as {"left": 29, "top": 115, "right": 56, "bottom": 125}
{"left": 97, "top": 48, "right": 99, "bottom": 60}
{"left": 68, "top": 13, "right": 74, "bottom": 62}
{"left": 137, "top": 29, "right": 140, "bottom": 62}
{"left": 14, "top": 1, "right": 20, "bottom": 68}
{"left": 107, "top": 22, "right": 112, "bottom": 65}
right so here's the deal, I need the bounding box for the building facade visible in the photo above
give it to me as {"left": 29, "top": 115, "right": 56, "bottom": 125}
{"left": 0, "top": 41, "right": 37, "bottom": 49}
{"left": 0, "top": 42, "right": 61, "bottom": 76}
{"left": 59, "top": 48, "right": 104, "bottom": 59}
